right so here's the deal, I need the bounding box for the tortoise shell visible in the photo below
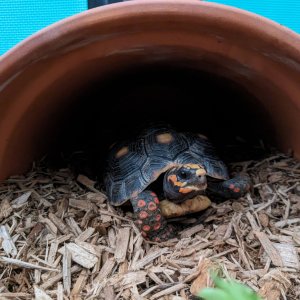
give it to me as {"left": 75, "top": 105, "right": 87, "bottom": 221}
{"left": 105, "top": 126, "right": 229, "bottom": 205}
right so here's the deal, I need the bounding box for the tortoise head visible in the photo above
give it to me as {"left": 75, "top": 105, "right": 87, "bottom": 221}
{"left": 163, "top": 164, "right": 207, "bottom": 203}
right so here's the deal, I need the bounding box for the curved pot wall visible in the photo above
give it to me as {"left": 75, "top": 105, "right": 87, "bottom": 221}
{"left": 1, "top": 0, "right": 300, "bottom": 179}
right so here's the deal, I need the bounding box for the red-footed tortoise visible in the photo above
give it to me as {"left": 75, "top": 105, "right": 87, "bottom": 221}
{"left": 104, "top": 125, "right": 251, "bottom": 241}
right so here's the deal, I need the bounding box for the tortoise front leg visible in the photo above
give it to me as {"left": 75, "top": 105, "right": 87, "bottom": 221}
{"left": 131, "top": 190, "right": 176, "bottom": 242}
{"left": 207, "top": 174, "right": 251, "bottom": 200}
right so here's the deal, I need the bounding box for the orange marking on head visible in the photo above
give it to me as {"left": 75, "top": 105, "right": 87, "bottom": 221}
{"left": 185, "top": 163, "right": 201, "bottom": 169}
{"left": 196, "top": 169, "right": 206, "bottom": 176}
{"left": 115, "top": 146, "right": 129, "bottom": 158}
{"left": 139, "top": 211, "right": 148, "bottom": 219}
{"left": 179, "top": 187, "right": 193, "bottom": 194}
{"left": 148, "top": 202, "right": 157, "bottom": 211}
{"left": 156, "top": 133, "right": 173, "bottom": 144}
{"left": 184, "top": 164, "right": 206, "bottom": 176}
{"left": 168, "top": 174, "right": 183, "bottom": 187}
{"left": 137, "top": 200, "right": 146, "bottom": 208}
{"left": 143, "top": 225, "right": 151, "bottom": 232}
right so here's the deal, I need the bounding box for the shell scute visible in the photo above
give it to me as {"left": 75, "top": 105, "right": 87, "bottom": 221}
{"left": 105, "top": 127, "right": 228, "bottom": 205}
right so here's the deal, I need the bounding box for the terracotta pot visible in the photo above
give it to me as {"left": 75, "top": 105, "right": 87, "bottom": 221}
{"left": 1, "top": 0, "right": 300, "bottom": 180}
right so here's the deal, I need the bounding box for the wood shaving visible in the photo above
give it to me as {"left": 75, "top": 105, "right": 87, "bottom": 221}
{"left": 0, "top": 152, "right": 299, "bottom": 299}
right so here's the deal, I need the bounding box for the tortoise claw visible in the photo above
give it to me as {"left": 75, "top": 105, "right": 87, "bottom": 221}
{"left": 147, "top": 224, "right": 177, "bottom": 242}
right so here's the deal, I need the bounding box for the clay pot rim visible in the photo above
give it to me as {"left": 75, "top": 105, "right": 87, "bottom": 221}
{"left": 1, "top": 0, "right": 300, "bottom": 180}
{"left": 1, "top": 0, "right": 300, "bottom": 84}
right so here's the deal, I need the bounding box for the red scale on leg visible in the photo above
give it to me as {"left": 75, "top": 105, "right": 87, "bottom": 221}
{"left": 137, "top": 199, "right": 146, "bottom": 208}
{"left": 132, "top": 190, "right": 177, "bottom": 241}
{"left": 148, "top": 202, "right": 157, "bottom": 211}
{"left": 139, "top": 211, "right": 148, "bottom": 219}
{"left": 143, "top": 225, "right": 151, "bottom": 232}
{"left": 234, "top": 187, "right": 241, "bottom": 193}
{"left": 153, "top": 223, "right": 161, "bottom": 230}
{"left": 155, "top": 214, "right": 161, "bottom": 221}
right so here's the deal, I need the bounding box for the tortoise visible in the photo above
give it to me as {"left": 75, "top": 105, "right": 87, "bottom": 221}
{"left": 104, "top": 125, "right": 251, "bottom": 241}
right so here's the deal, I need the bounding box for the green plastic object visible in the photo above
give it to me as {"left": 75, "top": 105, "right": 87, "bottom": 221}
{"left": 199, "top": 275, "right": 262, "bottom": 300}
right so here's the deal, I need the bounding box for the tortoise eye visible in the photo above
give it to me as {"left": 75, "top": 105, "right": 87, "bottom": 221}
{"left": 179, "top": 170, "right": 188, "bottom": 179}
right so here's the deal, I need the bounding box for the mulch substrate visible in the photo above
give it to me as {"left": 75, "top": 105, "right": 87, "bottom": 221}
{"left": 0, "top": 152, "right": 300, "bottom": 299}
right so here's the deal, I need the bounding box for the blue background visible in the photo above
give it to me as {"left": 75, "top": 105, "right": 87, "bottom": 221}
{"left": 0, "top": 1, "right": 300, "bottom": 55}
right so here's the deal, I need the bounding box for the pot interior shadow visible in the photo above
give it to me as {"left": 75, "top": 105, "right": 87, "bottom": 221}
{"left": 47, "top": 64, "right": 275, "bottom": 181}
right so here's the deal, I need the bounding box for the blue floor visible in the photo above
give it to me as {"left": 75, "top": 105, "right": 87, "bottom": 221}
{"left": 0, "top": 0, "right": 300, "bottom": 55}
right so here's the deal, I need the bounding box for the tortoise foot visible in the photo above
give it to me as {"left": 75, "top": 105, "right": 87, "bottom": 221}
{"left": 131, "top": 190, "right": 176, "bottom": 241}
{"left": 208, "top": 174, "right": 251, "bottom": 199}
{"left": 148, "top": 224, "right": 177, "bottom": 242}
{"left": 221, "top": 174, "right": 251, "bottom": 199}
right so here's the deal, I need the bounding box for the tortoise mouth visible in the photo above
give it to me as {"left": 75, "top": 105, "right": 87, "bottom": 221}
{"left": 172, "top": 182, "right": 208, "bottom": 204}
{"left": 188, "top": 182, "right": 208, "bottom": 191}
